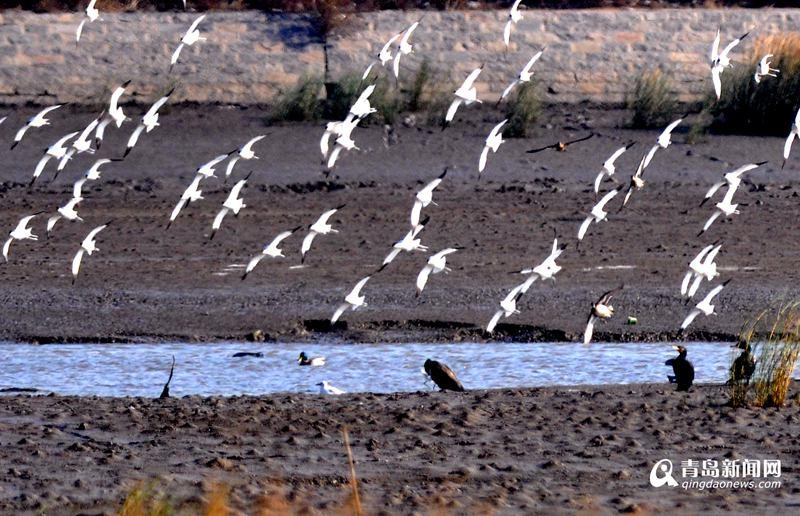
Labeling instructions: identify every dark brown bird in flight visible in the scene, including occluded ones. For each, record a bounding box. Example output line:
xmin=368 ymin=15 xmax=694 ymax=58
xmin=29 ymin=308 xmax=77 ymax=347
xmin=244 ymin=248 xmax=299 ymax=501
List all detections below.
xmin=526 ymin=133 xmax=595 ymax=154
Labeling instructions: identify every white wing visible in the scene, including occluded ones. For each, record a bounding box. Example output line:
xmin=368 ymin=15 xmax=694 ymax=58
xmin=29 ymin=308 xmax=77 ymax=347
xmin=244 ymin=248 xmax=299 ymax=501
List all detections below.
xmin=593 ymin=171 xmax=605 ymax=194
xmin=46 ymin=215 xmax=61 ymax=233
xmin=410 ymin=199 xmax=423 ymax=228
xmin=520 ymin=50 xmax=544 ymax=76
xmin=712 ymin=67 xmax=722 ymax=99
xmin=72 ymin=178 xmax=87 ymax=199
xmin=445 ymin=99 xmax=461 ymax=123
xmin=145 ymin=95 xmax=170 ymax=119
xmin=583 ymin=316 xmax=596 ymax=345
xmin=300 ymin=231 xmax=317 ymax=260
xmin=783 ymin=130 xmax=796 ymax=160
xmin=721 ymin=35 xmax=744 ymax=58
xmin=382 ymin=247 xmax=402 ymax=266
xmin=267 ymin=230 xmax=294 ymax=252
xmin=327 ymin=145 xmax=342 ymax=169
xmin=244 ymin=254 xmax=264 ymax=276
xmin=478 ymin=146 xmax=490 ymax=174
xmin=643 ymin=144 xmax=659 ymax=169
xmin=710 ymin=29 xmax=720 ymax=61
xmin=350 ymin=276 xmax=371 ymax=298
xmin=503 ymin=20 xmax=512 ymax=47
xmin=84 ymin=224 xmax=107 ymax=243
xmin=126 ymin=125 xmax=145 ymax=151
xmin=169 ymin=198 xmax=187 ymax=223
xmin=228 ymin=178 xmax=248 ymax=199
xmin=71 ymin=249 xmax=85 ymax=279
xmin=462 ymin=67 xmax=483 ymax=91
xmin=486 ymin=310 xmax=503 ymax=334
xmin=701 ymin=283 xmax=726 ymax=305
xmin=680 ymin=271 xmax=694 ymax=296
xmin=212 ymin=208 xmax=228 ymax=232
xmin=687 ymin=275 xmax=704 ymax=298
xmin=500 ymin=80 xmax=519 ymax=100
xmin=32 ymin=155 xmax=51 ymax=181
xmin=171 ymin=43 xmax=184 ymax=66
xmin=361 ymin=62 xmax=374 ymax=81
xmin=596 ymin=188 xmax=619 ymax=210
xmin=13 ymin=125 xmax=29 ymax=144
xmin=76 ymin=19 xmax=86 ymax=42
xmin=392 ymin=51 xmax=401 ymax=79
xmin=604 ymin=145 xmax=628 ymax=170
xmin=577 ymin=216 xmax=593 ymax=241
xmin=241 ymin=135 xmax=266 ymax=155
xmin=331 ymin=303 xmax=349 ymax=324
xmin=681 ymin=308 xmax=701 ymax=330
xmin=225 ymin=156 xmax=241 ymax=178
xmin=186 ymin=14 xmax=206 ymax=35
xmin=317 ymin=208 xmax=339 ymax=226
xmin=416 ymin=265 xmax=433 ymax=294
xmin=703 ymin=181 xmax=725 ymax=202
xmin=702 ymin=211 xmax=721 ymax=233
xmin=109 ymin=85 xmax=127 ymax=114
xmin=2 ymin=238 xmax=11 ymax=261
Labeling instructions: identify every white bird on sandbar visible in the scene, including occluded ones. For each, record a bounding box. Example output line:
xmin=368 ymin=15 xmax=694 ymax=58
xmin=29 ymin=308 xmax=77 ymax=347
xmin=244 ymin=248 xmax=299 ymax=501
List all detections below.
xmin=416 ymin=247 xmax=458 ymax=297
xmin=700 ymin=161 xmax=767 ymax=207
xmin=166 ymin=174 xmax=205 ymax=229
xmin=30 ymin=131 xmax=79 ymax=187
xmin=10 ymin=104 xmax=63 ymax=150
xmin=478 ymin=119 xmax=507 ymax=175
xmin=754 ymin=53 xmax=779 ymax=84
xmin=444 ymin=65 xmax=483 ymax=127
xmin=210 ymin=172 xmax=252 ymax=240
xmin=392 ymin=19 xmax=421 ymax=80
xmin=642 ymin=117 xmax=683 ymax=169
xmin=680 ymin=241 xmax=722 ymax=299
xmin=698 ymin=182 xmax=741 ymax=237
xmin=46 ymin=196 xmax=84 ymax=234
xmin=583 ymin=286 xmax=623 ymax=345
xmin=680 ymin=279 xmax=731 ymax=330
xmin=170 ymin=14 xmax=207 ymax=72
xmin=317 ymin=380 xmax=346 ymax=395
xmin=577 ymin=188 xmax=619 ymax=242
xmin=3 ymin=212 xmax=44 ymax=262
xmin=349 ymin=85 xmax=377 ymax=119
xmin=71 ymin=223 xmax=109 ymax=284
xmin=410 ymin=168 xmax=447 ymax=229
xmin=225 ymin=135 xmax=266 ymax=178
xmin=594 ymin=141 xmax=636 ymax=194
xmin=503 ymin=0 xmax=524 ymax=48
xmin=75 ymin=0 xmax=101 ymax=44
xmin=362 ymin=33 xmax=402 ymax=80
xmin=124 ymin=88 xmax=175 ymax=157
xmin=300 ymin=204 xmax=345 ymax=264
xmin=710 ymin=29 xmax=749 ymax=99
xmin=326 ymin=116 xmax=361 ymax=170
xmin=782 ymin=106 xmax=800 ymax=170
xmin=512 ymin=234 xmax=567 ymax=291
xmin=331 ymin=275 xmax=371 ymax=324
xmin=499 ymin=49 xmax=544 ymax=103
xmin=379 ymin=216 xmax=430 ymax=270
xmin=486 ymin=284 xmax=525 ymax=334
xmin=241 ymin=226 xmax=302 ymax=280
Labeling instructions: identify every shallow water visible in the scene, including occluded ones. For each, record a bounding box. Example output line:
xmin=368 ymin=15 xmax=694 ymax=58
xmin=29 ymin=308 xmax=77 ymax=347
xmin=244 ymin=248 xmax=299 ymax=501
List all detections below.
xmin=0 ymin=341 xmax=749 ymax=397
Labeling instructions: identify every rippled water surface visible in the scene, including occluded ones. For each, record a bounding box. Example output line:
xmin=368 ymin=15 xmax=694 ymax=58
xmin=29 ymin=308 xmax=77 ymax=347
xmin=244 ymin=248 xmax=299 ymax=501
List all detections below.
xmin=0 ymin=341 xmax=746 ymax=396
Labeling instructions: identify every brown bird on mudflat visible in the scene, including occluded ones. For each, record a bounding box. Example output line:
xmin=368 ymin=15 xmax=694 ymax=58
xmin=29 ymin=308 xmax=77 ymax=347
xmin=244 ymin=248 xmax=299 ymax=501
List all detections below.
xmin=729 ymin=340 xmax=756 ymax=384
xmin=526 ymin=133 xmax=594 ymax=154
xmin=424 ymin=359 xmax=464 ymax=391
xmin=665 ymin=345 xmax=694 ymax=391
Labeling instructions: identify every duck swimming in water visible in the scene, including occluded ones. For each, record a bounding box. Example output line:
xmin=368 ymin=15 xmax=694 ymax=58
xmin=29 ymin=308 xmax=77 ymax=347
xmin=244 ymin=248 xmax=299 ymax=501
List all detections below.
xmin=665 ymin=345 xmax=694 ymax=391
xmin=424 ymin=359 xmax=465 ymax=392
xmin=298 ymin=352 xmax=326 ymax=366
xmin=729 ymin=340 xmax=756 ymax=384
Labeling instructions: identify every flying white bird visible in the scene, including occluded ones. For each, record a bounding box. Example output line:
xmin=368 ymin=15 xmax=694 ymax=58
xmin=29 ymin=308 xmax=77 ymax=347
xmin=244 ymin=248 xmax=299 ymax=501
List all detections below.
xmin=166 ymin=175 xmax=205 ymax=229
xmin=379 ymin=216 xmax=430 ymax=270
xmin=30 ymin=132 xmax=79 ymax=186
xmin=513 ymin=234 xmax=566 ymax=288
xmin=3 ymin=212 xmax=44 ymax=262
xmin=225 ymin=135 xmax=266 ymax=178
xmin=583 ymin=286 xmax=623 ymax=345
xmin=620 ymin=155 xmax=647 ymax=209
xmin=71 ymin=223 xmax=109 ymax=284
xmin=410 ymin=168 xmax=447 ymax=229
xmin=326 ymin=116 xmax=361 ymax=170
xmin=241 ymin=226 xmax=301 ymax=280
xmin=444 ymin=65 xmax=483 ymax=126
xmin=320 ymin=120 xmax=345 ymax=160
xmin=195 ymin=154 xmax=229 ymax=179
xmin=681 ymin=241 xmax=722 ymax=299
xmin=106 ymin=80 xmax=130 ymax=129
xmin=171 ymin=14 xmax=207 ymax=71
xmin=46 ymin=197 xmax=83 ymax=234
xmin=392 ymin=19 xmax=421 ymax=80
xmin=349 ymin=85 xmax=377 ymax=119
xmin=478 ymin=119 xmax=507 ymax=175
xmin=416 ymin=248 xmax=458 ymax=296
xmin=710 ymin=29 xmax=749 ymax=99
xmin=75 ymin=0 xmax=101 ymax=44
xmin=486 ymin=284 xmax=525 ymax=334
xmin=503 ymin=0 xmax=524 ymax=48
xmin=577 ymin=188 xmax=619 ymax=241
xmin=754 ymin=53 xmax=779 ymax=84
xmin=499 ymin=49 xmax=544 ymax=102
xmin=700 ymin=161 xmax=767 ymax=207
xmin=699 ymin=182 xmax=741 ymax=236
xmin=317 ymin=380 xmax=346 ymax=395
xmin=210 ymin=172 xmax=252 ymax=240
xmin=10 ymin=104 xmax=63 ymax=150
xmin=594 ymin=142 xmax=636 ymax=194
xmin=300 ymin=205 xmax=345 ymax=264
xmin=681 ymin=279 xmax=731 ymax=330
xmin=124 ymin=88 xmax=175 ymax=157
xmin=642 ymin=117 xmax=683 ymax=169
xmin=783 ymin=106 xmax=800 ymax=170
xmin=362 ymin=33 xmax=402 ymax=80
xmin=331 ymin=276 xmax=371 ymax=324
xmin=83 ymin=158 xmax=117 ymax=181
xmin=70 ymin=114 xmax=102 ymax=156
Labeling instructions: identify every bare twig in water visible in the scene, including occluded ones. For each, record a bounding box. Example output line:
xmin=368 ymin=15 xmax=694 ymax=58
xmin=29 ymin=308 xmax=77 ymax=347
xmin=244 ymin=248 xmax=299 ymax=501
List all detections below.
xmin=342 ymin=427 xmax=363 ymax=516
xmin=159 ymin=355 xmax=175 ymax=399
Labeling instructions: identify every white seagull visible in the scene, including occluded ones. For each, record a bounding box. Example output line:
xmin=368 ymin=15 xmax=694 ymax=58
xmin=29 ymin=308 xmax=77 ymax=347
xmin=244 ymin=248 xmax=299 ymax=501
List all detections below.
xmin=71 ymin=223 xmax=109 ymax=284
xmin=362 ymin=33 xmax=402 ymax=80
xmin=331 ymin=276 xmax=371 ymax=324
xmin=754 ymin=54 xmax=779 ymax=84
xmin=300 ymin=205 xmax=345 ymax=264
xmin=171 ymin=14 xmax=207 ymax=71
xmin=196 ymin=154 xmax=230 ymax=179
xmin=478 ymin=119 xmax=507 ymax=175
xmin=84 ymin=158 xmax=117 ymax=181
xmin=416 ymin=248 xmax=458 ymax=297
xmin=392 ymin=20 xmax=421 ymax=80
xmin=349 ymin=85 xmax=377 ymax=119
xmin=503 ymin=0 xmax=524 ymax=48
xmin=642 ymin=117 xmax=683 ymax=169
xmin=710 ymin=29 xmax=749 ymax=99
xmin=317 ymin=380 xmax=346 ymax=395
xmin=379 ymin=216 xmax=430 ymax=270
xmin=106 ymin=80 xmax=131 ymax=129
xmin=577 ymin=188 xmax=619 ymax=241
xmin=225 ymin=135 xmax=266 ymax=178
xmin=680 ymin=241 xmax=722 ymax=299
xmin=241 ymin=226 xmax=301 ymax=280
xmin=210 ymin=172 xmax=252 ymax=240
xmin=3 ymin=212 xmax=44 ymax=262
xmin=166 ymin=174 xmax=205 ymax=229
xmin=30 ymin=132 xmax=79 ymax=187
xmin=700 ymin=161 xmax=767 ymax=207
xmin=594 ymin=142 xmax=636 ymax=194
xmin=681 ymin=279 xmax=731 ymax=330
xmin=444 ymin=65 xmax=483 ymax=126
xmin=513 ymin=234 xmax=566 ymax=290
xmin=583 ymin=286 xmax=623 ymax=345
xmin=10 ymin=104 xmax=63 ymax=150
xmin=46 ymin=196 xmax=84 ymax=234
xmin=75 ymin=0 xmax=101 ymax=44
xmin=499 ymin=49 xmax=544 ymax=102
xmin=698 ymin=182 xmax=741 ymax=236
xmin=410 ymin=168 xmax=447 ymax=229
xmin=782 ymin=106 xmax=800 ymax=170
xmin=486 ymin=284 xmax=525 ymax=334
xmin=326 ymin=116 xmax=361 ymax=170
xmin=124 ymin=88 xmax=175 ymax=157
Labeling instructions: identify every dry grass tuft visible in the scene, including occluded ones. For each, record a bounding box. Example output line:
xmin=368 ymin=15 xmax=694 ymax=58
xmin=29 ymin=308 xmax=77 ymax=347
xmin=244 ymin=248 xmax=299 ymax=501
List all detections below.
xmin=342 ymin=427 xmax=363 ymax=516
xmin=627 ymin=68 xmax=678 ymax=129
xmin=118 ymin=482 xmax=172 ymax=516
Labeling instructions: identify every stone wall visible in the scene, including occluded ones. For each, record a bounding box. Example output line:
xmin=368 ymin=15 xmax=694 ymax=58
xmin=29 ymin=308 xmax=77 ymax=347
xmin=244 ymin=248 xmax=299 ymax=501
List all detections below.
xmin=0 ymin=8 xmax=798 ymax=105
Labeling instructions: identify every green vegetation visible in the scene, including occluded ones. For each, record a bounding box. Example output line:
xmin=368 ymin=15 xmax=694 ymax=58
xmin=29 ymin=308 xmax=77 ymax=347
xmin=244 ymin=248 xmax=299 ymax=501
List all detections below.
xmin=627 ymin=68 xmax=678 ymax=129
xmin=270 ymin=75 xmax=324 ymax=122
xmin=504 ymin=81 xmax=542 ymax=138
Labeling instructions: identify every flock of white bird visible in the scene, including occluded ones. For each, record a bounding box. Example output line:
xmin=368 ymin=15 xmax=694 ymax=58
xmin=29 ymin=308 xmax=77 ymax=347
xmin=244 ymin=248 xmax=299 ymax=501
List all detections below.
xmin=3 ymin=4 xmax=798 ymax=347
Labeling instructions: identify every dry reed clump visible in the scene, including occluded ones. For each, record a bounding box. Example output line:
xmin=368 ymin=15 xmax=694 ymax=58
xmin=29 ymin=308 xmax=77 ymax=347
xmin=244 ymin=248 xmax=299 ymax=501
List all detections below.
xmin=729 ymin=301 xmax=800 ymax=408
xmin=118 ymin=482 xmax=172 ymax=516
xmin=707 ymin=33 xmax=800 ymax=136
xmin=626 ymin=68 xmax=678 ymax=129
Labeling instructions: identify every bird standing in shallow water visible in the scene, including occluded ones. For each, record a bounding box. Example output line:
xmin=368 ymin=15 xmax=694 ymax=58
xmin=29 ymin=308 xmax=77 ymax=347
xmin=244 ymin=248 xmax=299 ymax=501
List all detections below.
xmin=424 ymin=359 xmax=464 ymax=391
xmin=729 ymin=341 xmax=756 ymax=384
xmin=665 ymin=345 xmax=694 ymax=391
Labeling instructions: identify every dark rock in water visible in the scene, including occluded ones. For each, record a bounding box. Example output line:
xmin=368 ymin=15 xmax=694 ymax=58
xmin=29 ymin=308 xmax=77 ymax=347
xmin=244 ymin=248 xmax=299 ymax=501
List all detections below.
xmin=232 ymin=352 xmax=263 ymax=358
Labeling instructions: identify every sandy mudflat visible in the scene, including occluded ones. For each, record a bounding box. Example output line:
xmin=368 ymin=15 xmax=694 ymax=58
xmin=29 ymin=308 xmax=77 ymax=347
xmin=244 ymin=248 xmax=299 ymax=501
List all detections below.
xmin=0 ymin=104 xmax=798 ymax=344
xmin=0 ymin=383 xmax=798 ymax=513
